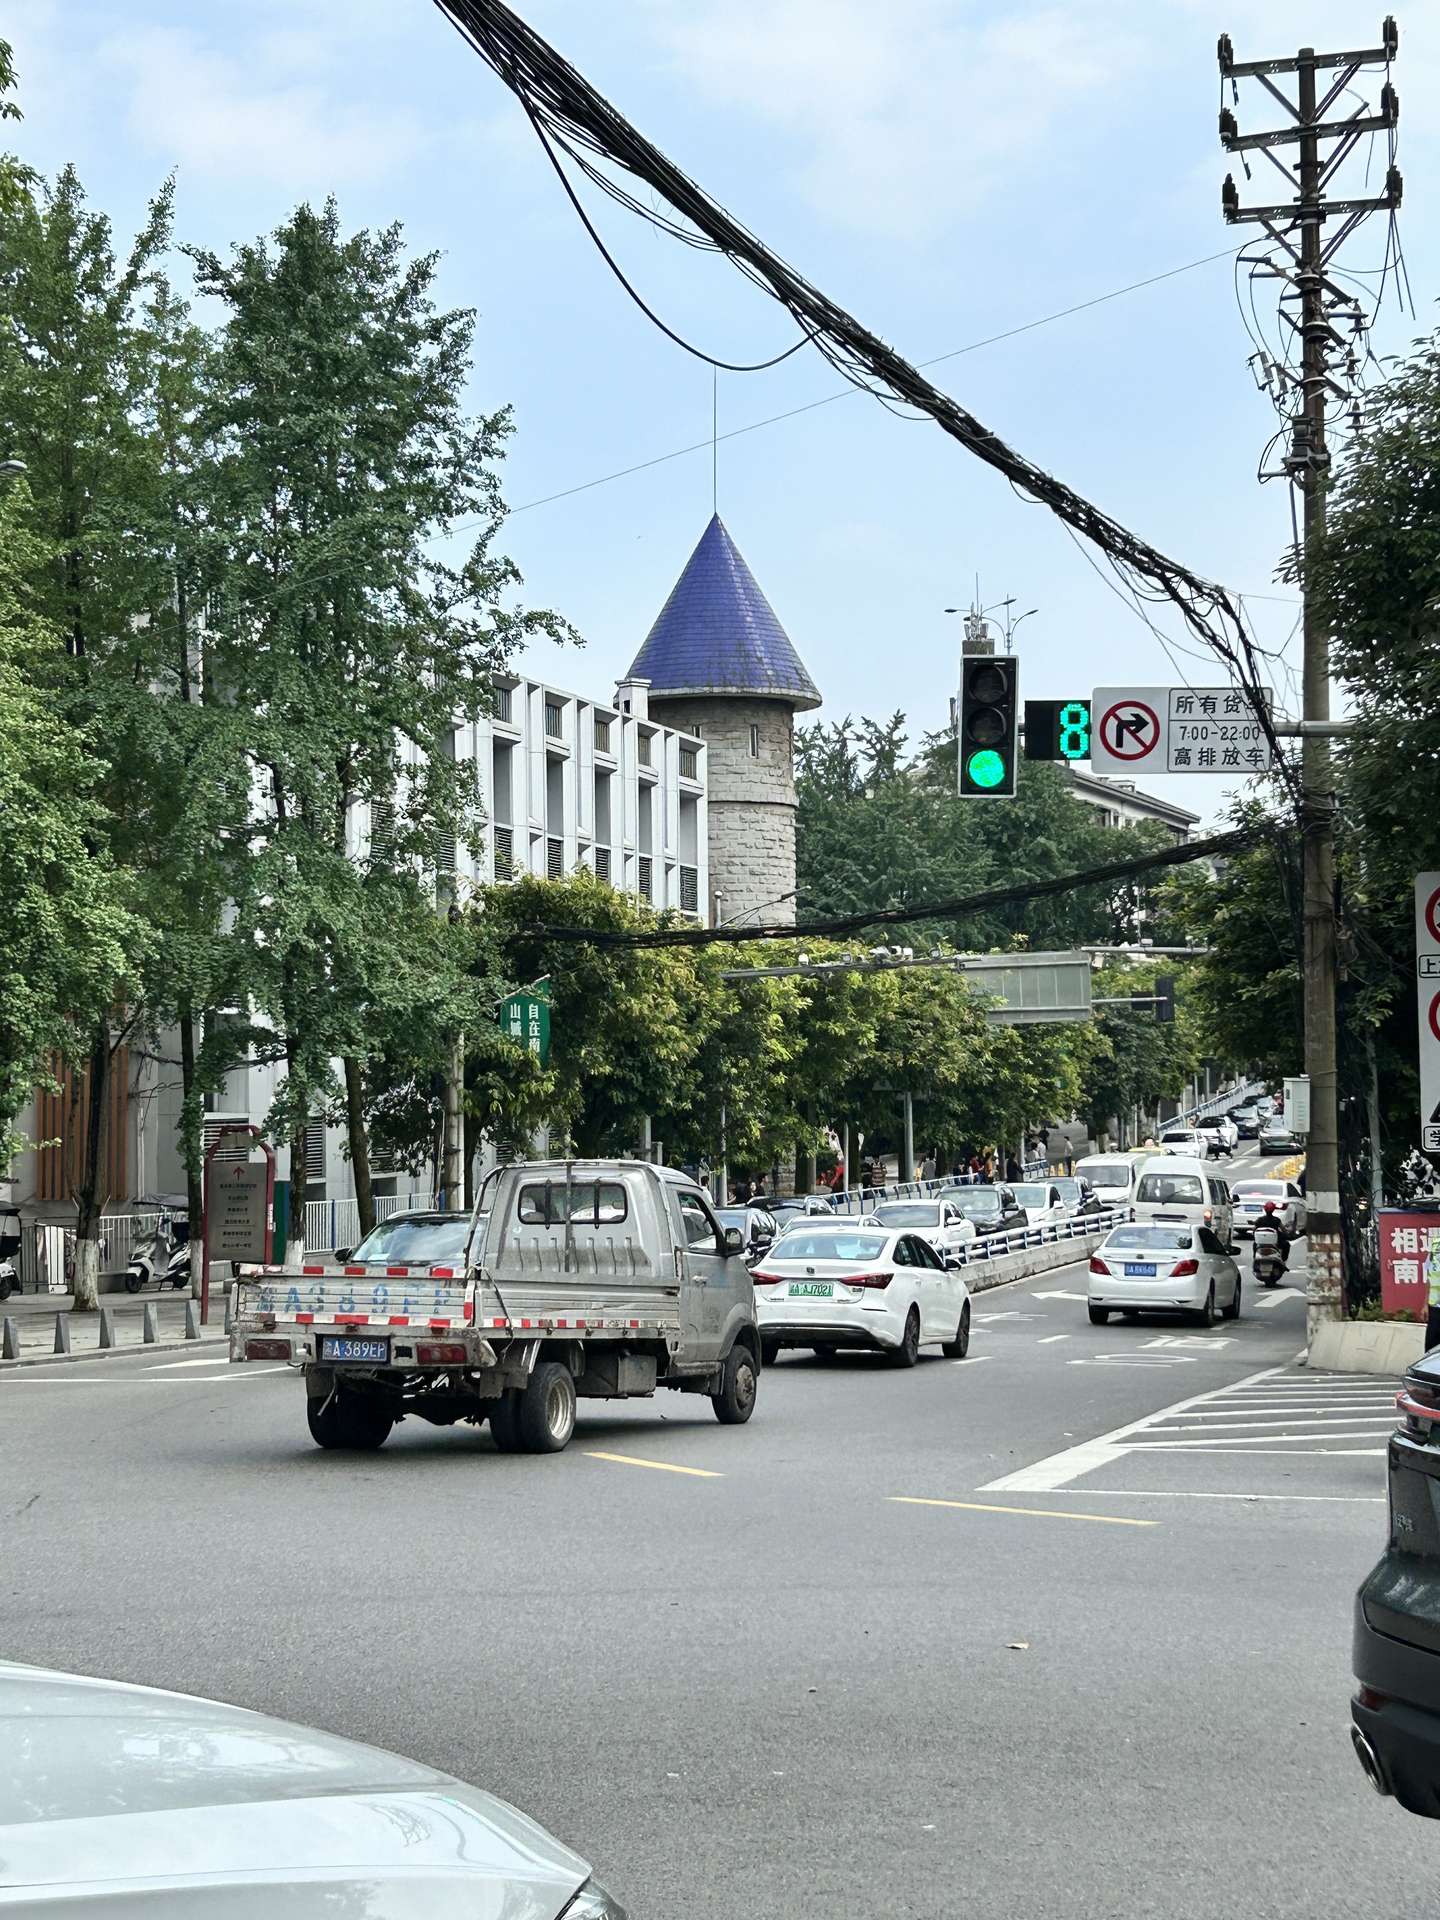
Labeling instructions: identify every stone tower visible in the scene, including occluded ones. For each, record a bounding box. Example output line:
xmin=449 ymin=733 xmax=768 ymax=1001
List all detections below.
xmin=627 ymin=515 xmax=820 ymax=928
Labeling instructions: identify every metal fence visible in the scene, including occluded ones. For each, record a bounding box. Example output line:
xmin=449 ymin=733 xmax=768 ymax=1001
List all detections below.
xmin=302 ymin=1192 xmax=440 ymax=1253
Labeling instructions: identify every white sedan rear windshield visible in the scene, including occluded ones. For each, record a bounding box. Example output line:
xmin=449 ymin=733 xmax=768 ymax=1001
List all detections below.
xmin=1234 ymin=1182 xmax=1285 ymax=1199
xmin=1161 ymin=1133 xmax=1198 ymax=1145
xmin=1011 ymin=1185 xmax=1050 ymax=1208
xmin=1106 ymin=1225 xmax=1194 ymax=1250
xmin=873 ymin=1203 xmax=940 ymax=1226
xmin=1082 ymin=1163 xmax=1132 ymax=1188
xmin=773 ymin=1231 xmax=888 ymax=1262
xmin=1137 ymin=1173 xmax=1205 ymax=1205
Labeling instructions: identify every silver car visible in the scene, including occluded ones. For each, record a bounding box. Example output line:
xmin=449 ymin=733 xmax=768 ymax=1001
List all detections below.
xmin=0 ymin=1661 xmax=625 ymax=1916
xmin=1087 ymin=1221 xmax=1242 ymax=1327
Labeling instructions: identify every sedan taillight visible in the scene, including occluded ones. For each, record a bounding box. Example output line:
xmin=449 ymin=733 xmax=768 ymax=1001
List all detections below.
xmin=848 ymin=1271 xmax=893 ymax=1289
xmin=751 ymin=1271 xmax=781 ymax=1286
xmin=1171 ymin=1258 xmax=1200 ymax=1277
xmin=1089 ymin=1256 xmax=1109 ymax=1275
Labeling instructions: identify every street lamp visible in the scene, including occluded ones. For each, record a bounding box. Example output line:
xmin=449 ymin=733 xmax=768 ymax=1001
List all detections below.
xmin=0 ymin=458 xmax=27 ymax=482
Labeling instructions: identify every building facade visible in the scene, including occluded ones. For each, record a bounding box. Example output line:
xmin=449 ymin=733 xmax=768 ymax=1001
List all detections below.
xmin=1066 ymin=766 xmax=1200 ymax=842
xmin=627 ymin=516 xmax=820 ymax=928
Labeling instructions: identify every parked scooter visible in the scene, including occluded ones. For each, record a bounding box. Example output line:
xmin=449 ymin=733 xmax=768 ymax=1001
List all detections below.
xmin=0 ymin=1259 xmax=16 ymax=1303
xmin=0 ymin=1209 xmax=19 ymax=1299
xmin=1251 ymin=1213 xmax=1289 ymax=1289
xmin=124 ymin=1216 xmax=191 ymax=1294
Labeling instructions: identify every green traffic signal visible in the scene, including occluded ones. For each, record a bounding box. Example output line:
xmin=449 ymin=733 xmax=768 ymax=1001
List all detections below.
xmin=966 ymin=748 xmax=1007 ymax=789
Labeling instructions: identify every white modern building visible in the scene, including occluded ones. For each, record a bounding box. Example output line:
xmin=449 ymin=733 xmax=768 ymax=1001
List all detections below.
xmin=1066 ymin=766 xmax=1199 ymax=842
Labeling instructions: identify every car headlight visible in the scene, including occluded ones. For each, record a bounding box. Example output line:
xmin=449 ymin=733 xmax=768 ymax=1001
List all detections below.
xmin=561 ymin=1881 xmax=629 ymax=1919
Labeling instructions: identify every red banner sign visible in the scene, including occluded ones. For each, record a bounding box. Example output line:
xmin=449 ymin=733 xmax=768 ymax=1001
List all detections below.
xmin=1379 ymin=1209 xmax=1440 ymax=1317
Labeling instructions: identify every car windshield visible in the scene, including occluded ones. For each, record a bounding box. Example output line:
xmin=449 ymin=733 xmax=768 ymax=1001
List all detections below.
xmin=1011 ymin=1184 xmax=1050 ymax=1208
xmin=1161 ymin=1133 xmax=1197 ymax=1145
xmin=1081 ymin=1163 xmax=1131 ymax=1189
xmin=873 ymin=1203 xmax=941 ymax=1226
xmin=771 ymin=1231 xmax=888 ymax=1262
xmin=347 ymin=1216 xmax=470 ymax=1265
xmin=1105 ymin=1225 xmax=1194 ymax=1251
xmin=1053 ymin=1180 xmax=1083 ymax=1205
xmin=945 ymin=1189 xmax=1001 ymax=1216
xmin=1136 ymin=1173 xmax=1205 ymax=1205
xmin=715 ymin=1209 xmax=750 ymax=1230
xmin=1234 ymin=1182 xmax=1285 ymax=1199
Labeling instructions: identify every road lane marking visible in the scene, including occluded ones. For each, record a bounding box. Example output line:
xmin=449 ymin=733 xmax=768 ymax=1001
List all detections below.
xmin=889 ymin=1496 xmax=1156 ymax=1528
xmin=1063 ymin=1488 xmax=1384 ymax=1503
xmin=1037 ymin=1334 xmax=1070 ymax=1344
xmin=146 ymin=1357 xmax=238 ymax=1370
xmin=1253 ymin=1290 xmax=1302 ymax=1310
xmin=0 ymin=1368 xmax=285 ymax=1385
xmin=981 ymin=1362 xmax=1290 ymax=1491
xmin=586 ymin=1451 xmax=722 ymax=1479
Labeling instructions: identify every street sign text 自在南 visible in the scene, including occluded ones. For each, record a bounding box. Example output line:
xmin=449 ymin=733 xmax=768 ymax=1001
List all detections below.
xmin=499 ymin=982 xmax=552 ymax=1067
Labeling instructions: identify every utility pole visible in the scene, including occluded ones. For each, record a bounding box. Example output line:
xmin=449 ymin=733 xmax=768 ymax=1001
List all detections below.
xmin=1218 ymin=21 xmax=1402 ymax=1342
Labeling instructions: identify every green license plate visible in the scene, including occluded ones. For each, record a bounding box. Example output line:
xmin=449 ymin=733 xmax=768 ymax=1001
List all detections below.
xmin=790 ymin=1282 xmax=833 ymax=1299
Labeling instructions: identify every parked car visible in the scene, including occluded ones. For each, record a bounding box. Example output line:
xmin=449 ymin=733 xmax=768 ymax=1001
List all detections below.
xmin=769 ymin=1194 xmax=834 ymax=1228
xmin=0 ymin=1660 xmax=626 ymax=1916
xmin=1353 ymin=1345 xmax=1440 ymax=1818
xmin=752 ymin=1222 xmax=971 ymax=1366
xmin=1132 ymin=1155 xmax=1235 ymax=1246
xmin=1087 ymin=1220 xmax=1241 ymax=1327
xmin=1197 ymin=1115 xmax=1239 ymax=1155
xmin=871 ymin=1198 xmax=977 ymax=1264
xmin=1231 ymin=1178 xmax=1306 ymax=1238
xmin=1158 ymin=1128 xmax=1211 ymax=1158
xmin=1051 ymin=1176 xmax=1106 ymax=1220
xmin=333 ymin=1208 xmax=471 ymax=1266
xmin=1073 ymin=1154 xmax=1143 ymax=1208
xmin=936 ymin=1183 xmax=1030 ymax=1238
xmin=1259 ymin=1119 xmax=1301 ymax=1155
xmin=715 ymin=1204 xmax=777 ymax=1260
xmin=1007 ymin=1180 xmax=1067 ymax=1228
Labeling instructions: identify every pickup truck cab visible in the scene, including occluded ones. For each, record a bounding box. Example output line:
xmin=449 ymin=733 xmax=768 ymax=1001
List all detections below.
xmin=231 ymin=1160 xmax=760 ymax=1455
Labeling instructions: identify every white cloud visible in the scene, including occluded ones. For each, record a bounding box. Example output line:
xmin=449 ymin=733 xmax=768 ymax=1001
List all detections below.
xmin=98 ymin=25 xmax=429 ymax=193
xmin=645 ymin=0 xmax=1138 ymax=237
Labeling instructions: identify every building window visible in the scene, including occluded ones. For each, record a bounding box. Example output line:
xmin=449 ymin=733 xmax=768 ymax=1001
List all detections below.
xmin=679 ymin=745 xmax=698 ymax=780
xmin=749 ymin=723 xmax=760 ymax=758
xmin=638 ymin=732 xmax=653 ymax=769
xmin=493 ymin=684 xmax=513 ymax=723
xmin=680 ymin=864 xmax=699 ymax=913
xmin=494 ymin=825 xmax=514 ymax=881
xmin=303 ymin=1118 xmax=327 ymax=1186
xmin=547 ymin=835 xmax=563 ymax=880
xmin=594 ymin=845 xmax=611 ymax=883
xmin=691 ymin=721 xmax=703 ymax=739
xmin=544 ymin=699 xmax=564 ymax=739
xmin=594 ymin=716 xmax=611 ymax=753
xmin=638 ymin=855 xmax=653 ymax=903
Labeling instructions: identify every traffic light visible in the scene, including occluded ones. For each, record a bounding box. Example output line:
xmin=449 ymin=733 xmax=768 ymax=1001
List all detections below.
xmin=1023 ymin=698 xmax=1091 ymax=762
xmin=1154 ymin=975 xmax=1175 ymax=1024
xmin=958 ymin=655 xmax=1019 ymax=798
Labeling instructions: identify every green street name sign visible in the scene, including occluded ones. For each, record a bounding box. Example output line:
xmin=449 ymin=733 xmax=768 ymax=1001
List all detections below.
xmin=499 ymin=981 xmax=551 ymax=1065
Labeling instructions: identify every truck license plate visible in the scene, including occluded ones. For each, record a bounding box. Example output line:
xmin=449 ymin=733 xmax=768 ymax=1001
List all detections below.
xmin=790 ymin=1282 xmax=833 ymax=1299
xmin=319 ymin=1336 xmax=390 ymax=1363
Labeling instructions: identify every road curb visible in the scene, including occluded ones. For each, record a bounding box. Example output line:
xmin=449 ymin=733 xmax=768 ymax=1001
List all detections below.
xmin=0 ymin=1334 xmax=228 ymax=1374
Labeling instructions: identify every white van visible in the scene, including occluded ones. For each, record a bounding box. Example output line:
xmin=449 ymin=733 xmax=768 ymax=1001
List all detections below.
xmin=1133 ymin=1155 xmax=1234 ymax=1247
xmin=1075 ymin=1154 xmax=1144 ymax=1208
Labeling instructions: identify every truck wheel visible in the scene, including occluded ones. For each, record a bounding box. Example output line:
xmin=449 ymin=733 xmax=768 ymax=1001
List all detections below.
xmin=489 ymin=1391 xmax=524 ymax=1453
xmin=517 ymin=1361 xmax=577 ymax=1453
xmin=712 ymin=1341 xmax=758 ymax=1424
xmin=306 ymin=1390 xmax=394 ymax=1452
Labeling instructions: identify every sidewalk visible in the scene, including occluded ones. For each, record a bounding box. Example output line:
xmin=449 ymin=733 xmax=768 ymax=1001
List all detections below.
xmin=0 ymin=1290 xmax=228 ymax=1366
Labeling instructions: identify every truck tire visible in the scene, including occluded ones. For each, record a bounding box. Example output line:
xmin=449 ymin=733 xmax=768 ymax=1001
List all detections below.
xmin=711 ymin=1340 xmax=758 ymax=1425
xmin=306 ymin=1390 xmax=394 ymax=1452
xmin=517 ymin=1361 xmax=577 ymax=1453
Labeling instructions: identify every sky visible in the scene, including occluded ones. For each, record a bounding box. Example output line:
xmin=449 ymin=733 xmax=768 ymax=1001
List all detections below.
xmin=7 ymin=0 xmax=1437 ymax=821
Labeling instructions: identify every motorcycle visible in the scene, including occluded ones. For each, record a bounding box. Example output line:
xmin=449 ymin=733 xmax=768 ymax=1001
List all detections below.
xmin=1252 ymin=1220 xmax=1288 ymax=1289
xmin=124 ymin=1217 xmax=191 ymax=1294
xmin=0 ymin=1259 xmax=16 ymax=1303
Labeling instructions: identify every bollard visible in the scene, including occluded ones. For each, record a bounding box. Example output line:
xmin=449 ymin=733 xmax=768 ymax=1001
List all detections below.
xmin=184 ymin=1299 xmax=201 ymax=1341
xmin=98 ymin=1306 xmax=116 ymax=1349
xmin=142 ymin=1301 xmax=159 ymax=1344
xmin=224 ymin=1287 xmax=235 ymax=1335
xmin=2 ymin=1316 xmax=18 ymax=1361
xmin=53 ymin=1313 xmax=71 ymax=1355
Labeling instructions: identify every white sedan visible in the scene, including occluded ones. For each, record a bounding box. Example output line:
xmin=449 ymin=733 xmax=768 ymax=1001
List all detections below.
xmin=1087 ymin=1220 xmax=1242 ymax=1327
xmin=870 ymin=1198 xmax=977 ymax=1264
xmin=752 ymin=1223 xmax=971 ymax=1367
xmin=1008 ymin=1180 xmax=1067 ymax=1228
xmin=1232 ymin=1178 xmax=1306 ymax=1238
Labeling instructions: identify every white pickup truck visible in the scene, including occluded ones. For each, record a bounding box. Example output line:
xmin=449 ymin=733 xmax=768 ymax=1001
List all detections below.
xmin=231 ymin=1160 xmax=760 ymax=1454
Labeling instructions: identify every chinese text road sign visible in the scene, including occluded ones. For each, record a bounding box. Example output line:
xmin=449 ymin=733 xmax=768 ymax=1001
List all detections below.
xmin=499 ymin=982 xmax=551 ymax=1066
xmin=1380 ymin=1209 xmax=1440 ymax=1316
xmin=1416 ymin=874 xmax=1440 ymax=1154
xmin=1090 ymin=686 xmax=1273 ymax=775
xmin=208 ymin=1162 xmax=269 ymax=1263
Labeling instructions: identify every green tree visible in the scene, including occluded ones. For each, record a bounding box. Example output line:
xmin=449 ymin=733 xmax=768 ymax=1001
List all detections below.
xmin=191 ymin=202 xmax=572 ymax=1251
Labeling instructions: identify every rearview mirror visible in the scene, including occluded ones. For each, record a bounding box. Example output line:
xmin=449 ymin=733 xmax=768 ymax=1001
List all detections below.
xmin=722 ymin=1227 xmax=745 ymax=1256
xmin=334 ymin=1247 xmax=353 ymax=1263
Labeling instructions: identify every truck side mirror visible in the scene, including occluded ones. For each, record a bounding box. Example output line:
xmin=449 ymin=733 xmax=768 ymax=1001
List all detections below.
xmin=334 ymin=1247 xmax=353 ymax=1263
xmin=722 ymin=1227 xmax=745 ymax=1256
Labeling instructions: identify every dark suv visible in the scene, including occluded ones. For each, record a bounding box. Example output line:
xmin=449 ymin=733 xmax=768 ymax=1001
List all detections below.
xmin=1353 ymin=1345 xmax=1440 ymax=1818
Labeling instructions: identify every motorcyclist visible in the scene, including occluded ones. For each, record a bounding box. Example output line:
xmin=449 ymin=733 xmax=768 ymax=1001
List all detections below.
xmin=1253 ymin=1200 xmax=1291 ymax=1269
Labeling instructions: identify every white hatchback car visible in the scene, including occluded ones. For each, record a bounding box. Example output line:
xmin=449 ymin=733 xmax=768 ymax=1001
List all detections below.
xmin=870 ymin=1197 xmax=978 ymax=1264
xmin=1088 ymin=1220 xmax=1242 ymax=1327
xmin=753 ymin=1222 xmax=971 ymax=1367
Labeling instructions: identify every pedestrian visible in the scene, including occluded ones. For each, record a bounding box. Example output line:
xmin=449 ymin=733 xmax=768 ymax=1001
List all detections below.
xmin=920 ymin=1150 xmax=936 ymax=1182
xmin=1427 ymin=1231 xmax=1440 ymax=1353
xmin=982 ymin=1149 xmax=996 ymax=1183
xmin=1004 ymin=1154 xmax=1023 ymax=1184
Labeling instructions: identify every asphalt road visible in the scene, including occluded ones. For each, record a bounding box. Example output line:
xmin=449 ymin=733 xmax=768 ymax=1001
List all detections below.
xmin=3 ymin=1151 xmax=1432 ymax=1920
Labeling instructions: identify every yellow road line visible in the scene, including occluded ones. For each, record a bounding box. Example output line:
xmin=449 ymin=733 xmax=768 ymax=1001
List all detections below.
xmin=889 ymin=1496 xmax=1157 ymax=1528
xmin=586 ymin=1450 xmax=722 ymax=1479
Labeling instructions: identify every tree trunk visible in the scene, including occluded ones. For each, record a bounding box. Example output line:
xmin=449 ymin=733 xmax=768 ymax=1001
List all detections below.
xmin=343 ymin=1055 xmax=375 ymax=1240
xmin=179 ymin=1000 xmax=207 ymax=1296
xmin=285 ymin=1110 xmax=308 ymax=1266
xmin=71 ymin=1023 xmax=111 ymax=1310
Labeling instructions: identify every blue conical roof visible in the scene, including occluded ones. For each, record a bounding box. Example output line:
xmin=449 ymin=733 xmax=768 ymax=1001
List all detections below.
xmin=627 ymin=515 xmax=820 ymax=710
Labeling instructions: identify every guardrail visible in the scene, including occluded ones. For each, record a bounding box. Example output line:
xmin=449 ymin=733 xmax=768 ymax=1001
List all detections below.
xmin=952 ymin=1203 xmax=1132 ymax=1267
xmin=827 ymin=1160 xmax=1053 ymax=1217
